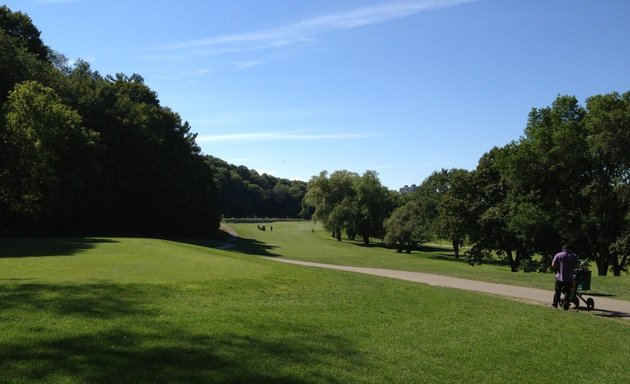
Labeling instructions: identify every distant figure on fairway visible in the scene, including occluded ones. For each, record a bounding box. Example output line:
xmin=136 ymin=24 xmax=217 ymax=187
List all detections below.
xmin=551 ymin=245 xmax=579 ymax=310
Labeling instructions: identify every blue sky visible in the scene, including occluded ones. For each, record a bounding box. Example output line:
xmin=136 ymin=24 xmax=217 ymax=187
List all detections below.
xmin=5 ymin=0 xmax=630 ymax=189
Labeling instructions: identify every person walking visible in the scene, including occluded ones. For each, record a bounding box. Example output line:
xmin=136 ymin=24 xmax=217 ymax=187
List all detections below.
xmin=551 ymin=245 xmax=579 ymax=310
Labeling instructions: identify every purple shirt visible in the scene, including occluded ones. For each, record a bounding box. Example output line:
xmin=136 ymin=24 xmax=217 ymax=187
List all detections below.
xmin=552 ymin=251 xmax=578 ymax=282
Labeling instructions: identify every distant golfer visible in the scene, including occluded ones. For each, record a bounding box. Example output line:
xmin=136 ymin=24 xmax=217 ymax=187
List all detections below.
xmin=551 ymin=245 xmax=579 ymax=310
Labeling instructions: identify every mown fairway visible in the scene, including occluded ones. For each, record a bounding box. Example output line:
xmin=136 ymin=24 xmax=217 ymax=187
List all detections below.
xmin=230 ymin=221 xmax=630 ymax=301
xmin=0 ymin=234 xmax=628 ymax=383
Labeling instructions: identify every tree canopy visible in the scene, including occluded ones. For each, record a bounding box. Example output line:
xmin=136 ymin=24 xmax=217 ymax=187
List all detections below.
xmin=206 ymin=155 xmax=307 ymax=219
xmin=1 ymin=6 xmax=220 ymax=236
xmin=307 ymin=93 xmax=629 ymax=276
xmin=304 ymin=170 xmax=395 ymax=244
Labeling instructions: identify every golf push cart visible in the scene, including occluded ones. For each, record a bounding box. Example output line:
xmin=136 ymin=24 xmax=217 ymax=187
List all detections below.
xmin=560 ymin=260 xmax=595 ymax=311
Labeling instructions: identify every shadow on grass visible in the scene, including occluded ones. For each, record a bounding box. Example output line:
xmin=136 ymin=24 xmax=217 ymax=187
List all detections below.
xmin=229 ymin=237 xmax=281 ymax=257
xmin=0 ymin=283 xmax=156 ymax=319
xmin=426 ymin=254 xmax=464 ymax=262
xmin=595 ymin=310 xmax=630 ymax=319
xmin=176 ymin=237 xmax=280 ymax=257
xmin=567 ymin=305 xmax=630 ymax=319
xmin=0 ymin=238 xmax=118 ymax=258
xmin=418 ymin=245 xmax=454 ymax=253
xmin=0 ymin=283 xmax=363 ymax=383
xmin=0 ymin=328 xmax=361 ymax=383
xmin=427 ymin=253 xmax=509 ymax=267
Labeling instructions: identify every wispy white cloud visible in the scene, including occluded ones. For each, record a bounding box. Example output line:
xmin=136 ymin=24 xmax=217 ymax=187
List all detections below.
xmin=193 ymin=107 xmax=342 ymax=128
xmin=156 ymin=0 xmax=475 ymax=54
xmin=196 ymin=130 xmax=375 ymax=143
xmin=234 ymin=60 xmax=268 ymax=70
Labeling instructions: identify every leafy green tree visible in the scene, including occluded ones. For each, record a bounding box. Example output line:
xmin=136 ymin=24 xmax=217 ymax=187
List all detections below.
xmin=436 ymin=169 xmax=475 ymax=258
xmin=497 ymin=93 xmax=629 ymax=275
xmin=412 ymin=170 xmax=446 ymax=234
xmin=465 ymin=147 xmax=525 ymax=271
xmin=384 ymin=200 xmax=430 ymax=253
xmin=304 ymin=170 xmax=358 ymax=241
xmin=582 ymin=92 xmax=630 ymax=275
xmin=0 ymin=80 xmax=97 ymax=231
xmin=0 ymin=6 xmax=221 ymax=237
xmin=0 ymin=29 xmax=50 ymax=106
xmin=206 ymin=155 xmax=306 ymax=218
xmin=412 ymin=168 xmax=471 ymax=256
xmin=0 ymin=6 xmax=49 ymax=61
xmin=353 ymin=170 xmax=395 ymax=245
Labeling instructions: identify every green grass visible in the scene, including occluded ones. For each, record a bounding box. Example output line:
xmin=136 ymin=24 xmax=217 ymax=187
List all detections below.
xmin=0 ymin=235 xmax=628 ymax=383
xmin=229 ymin=221 xmax=630 ymax=301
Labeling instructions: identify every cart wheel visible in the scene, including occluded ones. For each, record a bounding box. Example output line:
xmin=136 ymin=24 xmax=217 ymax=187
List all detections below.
xmin=572 ymin=296 xmax=580 ymax=309
xmin=586 ymin=298 xmax=595 ymax=311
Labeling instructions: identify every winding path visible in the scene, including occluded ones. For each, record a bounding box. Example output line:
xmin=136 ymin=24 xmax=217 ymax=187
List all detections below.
xmin=264 ymin=258 xmax=630 ymax=319
xmin=220 ymin=224 xmax=630 ymax=319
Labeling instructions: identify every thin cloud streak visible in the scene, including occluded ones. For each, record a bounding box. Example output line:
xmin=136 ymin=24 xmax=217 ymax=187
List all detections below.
xmin=156 ymin=0 xmax=475 ymax=52
xmin=196 ymin=131 xmax=375 ymax=143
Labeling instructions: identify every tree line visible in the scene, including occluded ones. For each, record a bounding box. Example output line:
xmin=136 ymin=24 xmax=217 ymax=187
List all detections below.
xmin=303 ymin=94 xmax=630 ymax=277
xmin=206 ymin=156 xmax=307 ymax=219
xmin=0 ymin=6 xmax=220 ymax=236
xmin=2 ymin=6 xmax=628 ymax=276
xmin=0 ymin=6 xmax=308 ymax=237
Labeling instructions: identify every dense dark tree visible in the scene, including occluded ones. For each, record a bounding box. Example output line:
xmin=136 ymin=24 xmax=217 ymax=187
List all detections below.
xmin=383 ymin=200 xmax=431 ymax=253
xmin=581 ymin=92 xmax=630 ymax=275
xmin=353 ymin=171 xmax=396 ymax=245
xmin=463 ymin=148 xmax=523 ymax=271
xmin=449 ymin=94 xmax=629 ymax=275
xmin=1 ymin=6 xmax=220 ymax=237
xmin=206 ymin=156 xmax=306 ymax=219
xmin=0 ymin=80 xmax=98 ymax=234
xmin=0 ymin=6 xmax=49 ymax=61
xmin=411 ymin=168 xmax=470 ymax=256
xmin=493 ymin=94 xmax=630 ymax=275
xmin=0 ymin=29 xmax=50 ymax=106
xmin=436 ymin=169 xmax=474 ymax=258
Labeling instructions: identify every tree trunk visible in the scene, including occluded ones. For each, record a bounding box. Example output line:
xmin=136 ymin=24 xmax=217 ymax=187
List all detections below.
xmin=363 ymin=234 xmax=370 ymax=246
xmin=335 ymin=227 xmax=341 ymax=242
xmin=595 ymin=246 xmax=610 ymax=276
xmin=506 ymin=249 xmax=519 ymax=272
xmin=452 ymin=238 xmax=460 ymax=259
xmin=595 ymin=259 xmax=608 ymax=276
xmin=611 ymin=254 xmax=627 ymax=276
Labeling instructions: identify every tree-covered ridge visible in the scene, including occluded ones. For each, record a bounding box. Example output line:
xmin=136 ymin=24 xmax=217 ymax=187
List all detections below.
xmin=0 ymin=6 xmax=219 ymax=236
xmin=206 ymin=155 xmax=307 ymax=219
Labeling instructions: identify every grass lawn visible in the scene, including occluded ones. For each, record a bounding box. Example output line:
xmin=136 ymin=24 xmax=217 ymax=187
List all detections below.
xmin=229 ymin=221 xmax=630 ymax=301
xmin=0 ymin=236 xmax=628 ymax=383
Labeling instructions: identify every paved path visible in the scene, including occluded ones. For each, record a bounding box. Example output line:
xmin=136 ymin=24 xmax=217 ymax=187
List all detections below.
xmin=216 ymin=224 xmax=238 ymax=249
xmin=263 ymin=257 xmax=630 ymax=319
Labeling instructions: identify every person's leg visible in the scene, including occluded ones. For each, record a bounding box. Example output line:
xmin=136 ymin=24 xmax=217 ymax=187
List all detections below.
xmin=562 ymin=281 xmax=573 ymax=310
xmin=552 ymin=280 xmax=562 ymax=307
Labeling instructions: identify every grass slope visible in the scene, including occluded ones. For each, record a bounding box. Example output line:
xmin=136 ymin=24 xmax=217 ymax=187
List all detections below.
xmin=0 ymin=236 xmax=628 ymax=383
xmin=229 ymin=221 xmax=630 ymax=301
